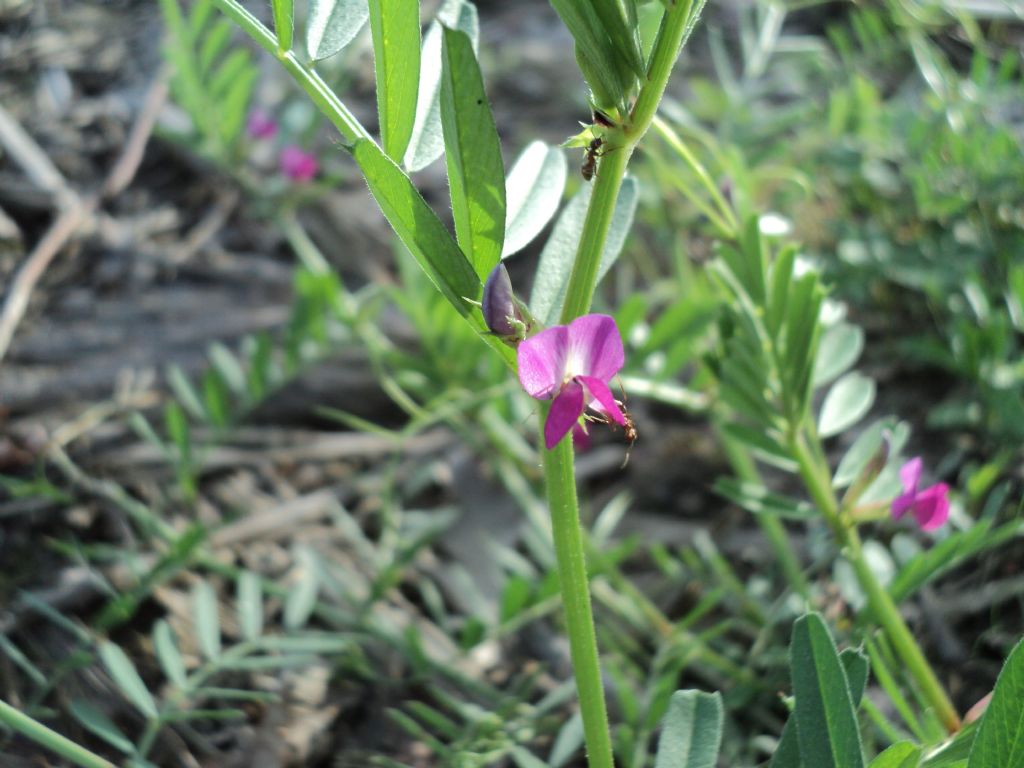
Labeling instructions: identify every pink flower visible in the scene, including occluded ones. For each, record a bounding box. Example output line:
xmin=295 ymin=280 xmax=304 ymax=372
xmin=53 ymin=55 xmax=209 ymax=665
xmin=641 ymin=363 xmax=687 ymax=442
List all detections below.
xmin=280 ymin=145 xmax=319 ymax=182
xmin=517 ymin=314 xmax=626 ymax=450
xmin=891 ymin=457 xmax=949 ymax=531
xmin=246 ymin=110 xmax=278 ymax=139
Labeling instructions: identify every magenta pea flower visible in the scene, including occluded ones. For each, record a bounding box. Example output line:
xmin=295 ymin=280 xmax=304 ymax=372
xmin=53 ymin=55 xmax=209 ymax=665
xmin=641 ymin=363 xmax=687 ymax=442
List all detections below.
xmin=517 ymin=314 xmax=626 ymax=450
xmin=280 ymin=145 xmax=319 ymax=182
xmin=246 ymin=109 xmax=278 ymax=139
xmin=891 ymin=457 xmax=949 ymax=531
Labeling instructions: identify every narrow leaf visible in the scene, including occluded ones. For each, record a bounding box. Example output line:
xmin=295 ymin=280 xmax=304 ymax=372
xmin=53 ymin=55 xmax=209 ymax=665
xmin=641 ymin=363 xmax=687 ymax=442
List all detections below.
xmin=819 ymin=372 xmax=876 ymax=438
xmin=99 ymin=642 xmax=159 ymax=719
xmin=530 ymin=177 xmax=638 ymax=325
xmin=351 ymin=137 xmax=480 ymax=310
xmin=870 ymin=742 xmax=923 ymax=768
xmin=193 ymin=581 xmax=222 ymax=660
xmin=654 ymin=689 xmax=724 ymax=768
xmin=368 ymin=0 xmax=420 ymax=160
xmin=153 ymin=620 xmax=187 ymax=688
xmin=503 ymin=141 xmax=568 ymax=257
xmin=306 ymin=0 xmax=369 ymax=61
xmin=237 ymin=571 xmax=264 ymax=641
xmin=790 ymin=613 xmax=865 ymax=768
xmin=271 ymin=0 xmax=293 ymax=50
xmin=814 ymin=323 xmax=865 ymax=387
xmin=440 ymin=25 xmax=506 ymax=278
xmin=403 ymin=0 xmax=478 ymax=172
xmin=967 ymin=636 xmax=1024 ymax=768
xmin=284 ymin=548 xmax=320 ymax=630
xmin=69 ymin=700 xmax=135 ymax=754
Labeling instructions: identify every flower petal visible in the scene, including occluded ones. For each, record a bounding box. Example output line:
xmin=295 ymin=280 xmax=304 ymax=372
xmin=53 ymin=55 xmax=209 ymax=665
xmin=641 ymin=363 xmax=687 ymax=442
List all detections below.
xmin=891 ymin=491 xmax=916 ymax=520
xmin=518 ymin=325 xmax=570 ymax=399
xmin=912 ymin=483 xmax=949 ymax=531
xmin=566 ymin=314 xmax=624 ymax=381
xmin=577 ymin=375 xmax=625 ymax=425
xmin=545 ymin=380 xmax=585 ymax=449
xmin=899 ymin=457 xmax=923 ymax=494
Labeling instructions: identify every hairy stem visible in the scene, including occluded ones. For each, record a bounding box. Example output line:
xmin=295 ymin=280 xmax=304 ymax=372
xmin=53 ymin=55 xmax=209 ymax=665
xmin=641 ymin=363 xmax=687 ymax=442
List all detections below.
xmin=542 ymin=426 xmax=615 ymax=768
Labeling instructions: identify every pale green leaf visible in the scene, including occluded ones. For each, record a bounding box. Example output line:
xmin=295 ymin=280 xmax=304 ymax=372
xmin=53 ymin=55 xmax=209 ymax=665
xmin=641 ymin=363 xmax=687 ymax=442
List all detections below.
xmin=193 ymin=581 xmax=222 ymax=660
xmin=654 ymin=689 xmax=724 ymax=768
xmin=814 ymin=323 xmax=865 ymax=387
xmin=306 ymin=0 xmax=369 ymax=61
xmin=530 ymin=176 xmax=638 ymax=325
xmin=819 ymin=372 xmax=876 ymax=438
xmin=100 ymin=642 xmax=158 ymax=719
xmin=237 ymin=571 xmax=264 ymax=642
xmin=503 ymin=141 xmax=568 ymax=258
xmin=403 ymin=0 xmax=478 ymax=172
xmin=69 ymin=699 xmax=135 ymax=754
xmin=153 ymin=620 xmax=187 ymax=688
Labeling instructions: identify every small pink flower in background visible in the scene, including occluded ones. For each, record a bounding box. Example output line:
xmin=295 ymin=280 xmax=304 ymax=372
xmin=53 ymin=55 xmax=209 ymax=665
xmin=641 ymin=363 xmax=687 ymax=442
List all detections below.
xmin=246 ymin=110 xmax=278 ymax=139
xmin=280 ymin=145 xmax=319 ymax=182
xmin=891 ymin=457 xmax=949 ymax=531
xmin=517 ymin=314 xmax=625 ymax=450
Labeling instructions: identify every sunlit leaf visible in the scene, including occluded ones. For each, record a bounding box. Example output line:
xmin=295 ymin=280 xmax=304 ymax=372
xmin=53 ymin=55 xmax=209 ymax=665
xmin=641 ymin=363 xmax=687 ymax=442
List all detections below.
xmin=306 ymin=0 xmax=369 ymax=61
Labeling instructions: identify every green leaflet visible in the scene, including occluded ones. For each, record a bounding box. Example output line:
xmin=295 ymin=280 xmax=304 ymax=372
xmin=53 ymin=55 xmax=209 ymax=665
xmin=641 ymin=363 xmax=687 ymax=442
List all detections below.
xmin=790 ymin=614 xmax=865 ymax=768
xmin=439 ymin=26 xmax=506 ymax=278
xmin=368 ymin=0 xmax=420 ymax=160
xmin=352 ymin=138 xmax=480 ymax=310
xmin=967 ymin=637 xmax=1024 ymax=768
xmin=654 ymin=690 xmax=724 ymax=768
xmin=503 ymin=141 xmax=568 ymax=258
xmin=306 ymin=0 xmax=368 ymax=61
xmin=271 ymin=0 xmax=293 ymax=50
xmin=403 ymin=0 xmax=478 ymax=172
xmin=530 ymin=177 xmax=638 ymax=325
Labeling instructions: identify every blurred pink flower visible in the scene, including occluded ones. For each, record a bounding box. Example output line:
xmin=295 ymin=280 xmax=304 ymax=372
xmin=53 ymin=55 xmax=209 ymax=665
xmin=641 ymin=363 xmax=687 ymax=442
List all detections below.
xmin=517 ymin=314 xmax=625 ymax=450
xmin=891 ymin=457 xmax=949 ymax=531
xmin=280 ymin=145 xmax=319 ymax=182
xmin=246 ymin=110 xmax=278 ymax=139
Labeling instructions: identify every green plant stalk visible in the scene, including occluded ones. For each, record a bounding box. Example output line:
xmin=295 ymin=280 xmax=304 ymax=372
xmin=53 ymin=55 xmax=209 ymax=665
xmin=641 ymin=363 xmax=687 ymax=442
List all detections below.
xmin=560 ymin=0 xmax=700 ymax=323
xmin=790 ymin=434 xmax=961 ymax=734
xmin=544 ymin=4 xmax=708 ymax=765
xmin=0 ymin=699 xmax=116 ymax=768
xmin=715 ymin=421 xmax=811 ymax=601
xmin=542 ymin=421 xmax=615 ymax=768
xmin=210 ymin=0 xmax=367 ymax=144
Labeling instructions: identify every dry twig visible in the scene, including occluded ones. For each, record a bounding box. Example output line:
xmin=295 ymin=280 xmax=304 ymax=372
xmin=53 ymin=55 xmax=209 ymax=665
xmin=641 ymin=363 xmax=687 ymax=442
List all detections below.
xmin=0 ymin=70 xmax=169 ymax=363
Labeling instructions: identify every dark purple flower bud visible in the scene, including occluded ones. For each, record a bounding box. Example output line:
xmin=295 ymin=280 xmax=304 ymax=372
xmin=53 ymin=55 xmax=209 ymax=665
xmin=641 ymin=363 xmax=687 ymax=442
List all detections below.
xmin=280 ymin=145 xmax=319 ymax=182
xmin=482 ymin=263 xmax=524 ymax=340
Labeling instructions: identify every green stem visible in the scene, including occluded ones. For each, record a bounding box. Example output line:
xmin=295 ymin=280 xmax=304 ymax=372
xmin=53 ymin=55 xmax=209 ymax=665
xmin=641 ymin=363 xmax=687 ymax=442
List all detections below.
xmin=716 ymin=422 xmax=811 ymax=601
xmin=0 ymin=699 xmax=116 ymax=768
xmin=559 ymin=0 xmax=702 ymax=324
xmin=210 ymin=0 xmax=368 ymax=144
xmin=542 ymin=426 xmax=615 ymax=768
xmin=790 ymin=435 xmax=961 ymax=734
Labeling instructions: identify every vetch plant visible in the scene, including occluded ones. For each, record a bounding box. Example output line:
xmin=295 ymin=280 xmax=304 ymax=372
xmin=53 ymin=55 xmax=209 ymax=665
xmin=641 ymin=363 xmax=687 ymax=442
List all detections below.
xmin=67 ymin=0 xmax=1015 ymax=766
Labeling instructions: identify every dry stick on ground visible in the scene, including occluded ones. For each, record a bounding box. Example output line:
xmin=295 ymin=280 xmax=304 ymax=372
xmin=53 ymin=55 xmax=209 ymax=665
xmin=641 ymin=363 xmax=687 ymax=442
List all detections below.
xmin=0 ymin=70 xmax=169 ymax=363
